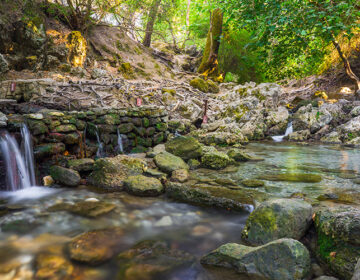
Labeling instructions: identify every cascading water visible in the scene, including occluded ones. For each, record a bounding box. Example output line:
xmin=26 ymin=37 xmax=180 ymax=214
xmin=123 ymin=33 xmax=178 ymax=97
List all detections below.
xmin=21 ymin=124 xmax=36 ymax=186
xmin=271 ymin=121 xmax=293 ymax=142
xmin=117 ymin=128 xmax=124 ymax=154
xmin=0 ymin=131 xmax=33 ymax=190
xmin=95 ymin=126 xmax=105 ymax=158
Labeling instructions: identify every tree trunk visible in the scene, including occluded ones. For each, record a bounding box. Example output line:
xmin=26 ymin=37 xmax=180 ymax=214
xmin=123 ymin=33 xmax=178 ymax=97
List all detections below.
xmin=332 ymin=40 xmax=360 ymax=97
xmin=198 ymin=8 xmax=223 ymax=76
xmin=143 ymin=0 xmax=161 ymax=48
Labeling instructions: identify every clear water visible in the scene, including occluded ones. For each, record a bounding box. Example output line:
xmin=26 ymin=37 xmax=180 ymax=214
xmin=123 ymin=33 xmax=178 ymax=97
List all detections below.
xmin=0 ymin=142 xmax=359 ymax=279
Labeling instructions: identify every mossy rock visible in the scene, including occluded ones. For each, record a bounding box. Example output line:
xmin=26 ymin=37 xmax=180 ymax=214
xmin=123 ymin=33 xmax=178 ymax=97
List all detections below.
xmin=50 ymin=166 xmax=81 ymax=187
xmin=27 ymin=120 xmax=48 ymax=135
xmin=154 ymin=152 xmax=189 ymax=174
xmin=161 ymin=88 xmax=176 ymax=95
xmin=227 ymin=149 xmax=264 ymax=162
xmin=241 ymin=198 xmax=313 ymax=246
xmin=124 ymin=175 xmax=164 ymax=197
xmin=258 ymin=173 xmax=322 ymax=183
xmin=207 ymin=79 xmax=220 ymax=93
xmin=190 ymin=77 xmax=209 ymax=92
xmin=165 ymin=136 xmax=203 ymax=160
xmin=201 ymin=239 xmax=311 ymax=280
xmin=67 ymin=158 xmax=95 ymax=172
xmin=34 ymin=143 xmax=65 ymax=159
xmin=54 ymin=124 xmax=77 ymax=133
xmin=48 ymin=201 xmax=115 ymax=218
xmin=201 ymin=150 xmax=231 ymax=170
xmin=118 ymin=123 xmax=134 ymax=134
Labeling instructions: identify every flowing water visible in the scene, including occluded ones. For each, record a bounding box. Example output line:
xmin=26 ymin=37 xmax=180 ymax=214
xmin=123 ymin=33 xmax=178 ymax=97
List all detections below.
xmin=271 ymin=121 xmax=293 ymax=142
xmin=0 ymin=142 xmax=359 ymax=279
xmin=95 ymin=126 xmax=105 ymax=158
xmin=117 ymin=128 xmax=124 ymax=154
xmin=20 ymin=125 xmax=36 ymax=186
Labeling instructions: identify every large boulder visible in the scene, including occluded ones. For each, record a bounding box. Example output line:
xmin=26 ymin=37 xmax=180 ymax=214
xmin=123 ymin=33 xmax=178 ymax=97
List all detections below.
xmin=165 ymin=136 xmax=202 ymax=160
xmin=201 ymin=238 xmax=311 ymax=280
xmin=67 ymin=228 xmax=124 ymax=265
xmin=154 ymin=152 xmax=188 ymax=174
xmin=50 ymin=166 xmax=81 ymax=187
xmin=242 ymin=198 xmax=313 ymax=246
xmin=88 ymin=155 xmax=146 ymax=191
xmin=123 ymin=175 xmax=164 ymax=197
xmin=67 ymin=158 xmax=95 ymax=172
xmin=314 ymin=206 xmax=360 ymax=280
xmin=338 ymin=116 xmax=360 ymax=142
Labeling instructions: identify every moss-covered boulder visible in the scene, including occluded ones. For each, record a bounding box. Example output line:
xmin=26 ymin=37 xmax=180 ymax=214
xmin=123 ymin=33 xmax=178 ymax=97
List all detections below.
xmin=34 ymin=143 xmax=65 ymax=159
xmin=241 ymin=179 xmax=265 ymax=188
xmin=314 ymin=207 xmax=360 ymax=280
xmin=165 ymin=136 xmax=202 ymax=160
xmin=190 ymin=77 xmax=209 ymax=92
xmin=68 ymin=228 xmax=124 ymax=265
xmin=117 ymin=240 xmax=195 ymax=280
xmin=154 ymin=152 xmax=189 ymax=174
xmin=171 ymin=169 xmax=189 ymax=183
xmin=259 ymin=173 xmax=322 ymax=183
xmin=50 ymin=166 xmax=81 ymax=187
xmin=124 ymin=175 xmax=164 ymax=197
xmin=166 ymin=182 xmax=269 ymax=211
xmin=67 ymin=158 xmax=95 ymax=172
xmin=88 ymin=155 xmax=146 ymax=191
xmin=242 ymin=198 xmax=313 ymax=246
xmin=201 ymin=238 xmax=311 ymax=280
xmin=201 ymin=150 xmax=231 ymax=170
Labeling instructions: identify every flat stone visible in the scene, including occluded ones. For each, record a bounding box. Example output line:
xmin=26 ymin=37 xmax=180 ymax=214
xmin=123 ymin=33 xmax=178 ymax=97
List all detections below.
xmin=124 ymin=175 xmax=164 ymax=197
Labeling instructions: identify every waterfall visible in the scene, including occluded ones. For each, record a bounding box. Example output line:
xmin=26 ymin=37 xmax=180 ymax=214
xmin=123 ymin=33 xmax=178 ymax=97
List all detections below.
xmin=95 ymin=126 xmax=105 ymax=158
xmin=21 ymin=124 xmax=36 ymax=186
xmin=272 ymin=121 xmax=293 ymax=142
xmin=117 ymin=128 xmax=124 ymax=154
xmin=0 ymin=131 xmax=34 ymax=191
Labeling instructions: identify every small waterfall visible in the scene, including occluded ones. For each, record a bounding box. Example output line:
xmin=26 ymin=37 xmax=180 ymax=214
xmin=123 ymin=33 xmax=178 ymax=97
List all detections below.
xmin=117 ymin=128 xmax=124 ymax=154
xmin=272 ymin=121 xmax=293 ymax=142
xmin=21 ymin=124 xmax=36 ymax=186
xmin=0 ymin=132 xmax=34 ymax=191
xmin=95 ymin=126 xmax=105 ymax=158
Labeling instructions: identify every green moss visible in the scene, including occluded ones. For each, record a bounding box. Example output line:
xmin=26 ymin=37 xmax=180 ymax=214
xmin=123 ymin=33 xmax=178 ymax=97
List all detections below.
xmin=317 ymin=231 xmax=336 ymax=261
xmin=134 ymin=47 xmax=143 ymax=55
xmin=137 ymin=62 xmax=145 ymax=68
xmin=161 ymin=88 xmax=176 ymax=95
xmin=258 ymin=173 xmax=322 ymax=183
xmin=190 ymin=77 xmax=209 ymax=92
xmin=241 ymin=179 xmax=265 ymax=188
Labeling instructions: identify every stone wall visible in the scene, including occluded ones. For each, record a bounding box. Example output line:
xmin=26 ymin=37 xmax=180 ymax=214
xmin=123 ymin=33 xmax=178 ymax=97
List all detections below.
xmin=4 ymin=106 xmax=168 ymax=159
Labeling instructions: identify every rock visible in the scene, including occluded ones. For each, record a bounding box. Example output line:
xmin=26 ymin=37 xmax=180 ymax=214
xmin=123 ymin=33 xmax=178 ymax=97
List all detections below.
xmin=34 ymin=143 xmax=65 ymax=159
xmin=54 ymin=124 xmax=77 ymax=133
xmin=1 ymin=219 xmax=40 ymax=234
xmin=351 ymin=106 xmax=360 ymax=117
xmin=314 ymin=206 xmax=360 ymax=279
xmin=35 ymin=250 xmax=74 ymax=280
xmin=314 ymin=277 xmax=339 ymax=280
xmin=166 ymin=182 xmax=268 ymax=212
xmin=0 ymin=112 xmax=7 ymax=127
xmin=242 ymin=198 xmax=313 ymax=246
xmin=0 ymin=54 xmax=9 ymax=73
xmin=352 ymin=258 xmax=360 ymax=280
xmin=171 ymin=169 xmax=189 ymax=183
xmin=227 ymin=149 xmax=263 ymax=162
xmin=321 ymin=131 xmax=342 ymax=143
xmin=241 ymin=179 xmax=265 ymax=188
xmin=91 ymin=68 xmax=108 ymax=79
xmin=67 ymin=158 xmax=95 ymax=172
xmin=201 ymin=150 xmax=231 ymax=170
xmin=165 ymin=136 xmax=202 ymax=160
xmin=154 ymin=152 xmax=189 ymax=174
xmin=338 ymin=116 xmax=360 ymax=141
xmin=288 ymin=129 xmax=311 ymax=141
xmin=68 ymin=227 xmax=124 ymax=265
xmin=48 ymin=201 xmax=116 ymax=218
xmin=50 ymin=166 xmax=81 ymax=187
xmin=154 ymin=216 xmax=173 ymax=227
xmin=188 ymin=159 xmax=201 ymax=170
xmin=144 ymin=168 xmax=167 ymax=179
xmin=43 ymin=175 xmax=54 ymax=186
xmin=123 ymin=175 xmax=164 ymax=197
xmin=117 ymin=240 xmax=195 ymax=280
xmin=258 ymin=173 xmax=322 ymax=183
xmin=190 ymin=77 xmax=208 ymax=92
xmin=192 ymin=225 xmax=212 ymax=236
xmin=201 ymin=238 xmax=311 ymax=280
xmin=88 ymin=155 xmax=146 ymax=191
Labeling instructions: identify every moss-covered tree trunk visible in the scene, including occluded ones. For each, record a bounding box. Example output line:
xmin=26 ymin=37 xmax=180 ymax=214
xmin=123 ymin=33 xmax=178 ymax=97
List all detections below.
xmin=198 ymin=8 xmax=223 ymax=76
xmin=143 ymin=0 xmax=162 ymax=48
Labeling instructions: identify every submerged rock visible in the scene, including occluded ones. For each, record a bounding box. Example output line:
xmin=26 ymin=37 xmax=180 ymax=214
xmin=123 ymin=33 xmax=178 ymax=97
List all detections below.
xmin=241 ymin=179 xmax=265 ymax=188
xmin=88 ymin=155 xmax=146 ymax=191
xmin=227 ymin=149 xmax=264 ymax=162
xmin=154 ymin=152 xmax=189 ymax=174
xmin=48 ymin=201 xmax=116 ymax=218
xmin=165 ymin=136 xmax=202 ymax=160
xmin=68 ymin=228 xmax=124 ymax=265
xmin=258 ymin=173 xmax=322 ymax=183
xmin=201 ymin=238 xmax=311 ymax=280
xmin=50 ymin=166 xmax=81 ymax=187
xmin=123 ymin=175 xmax=164 ymax=197
xmin=242 ymin=198 xmax=313 ymax=246
xmin=117 ymin=240 xmax=195 ymax=280
xmin=314 ymin=206 xmax=360 ymax=279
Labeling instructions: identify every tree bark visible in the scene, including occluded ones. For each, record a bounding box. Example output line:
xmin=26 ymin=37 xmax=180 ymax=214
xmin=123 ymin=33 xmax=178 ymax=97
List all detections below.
xmin=197 ymin=8 xmax=223 ymax=76
xmin=332 ymin=40 xmax=360 ymax=97
xmin=143 ymin=0 xmax=162 ymax=48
